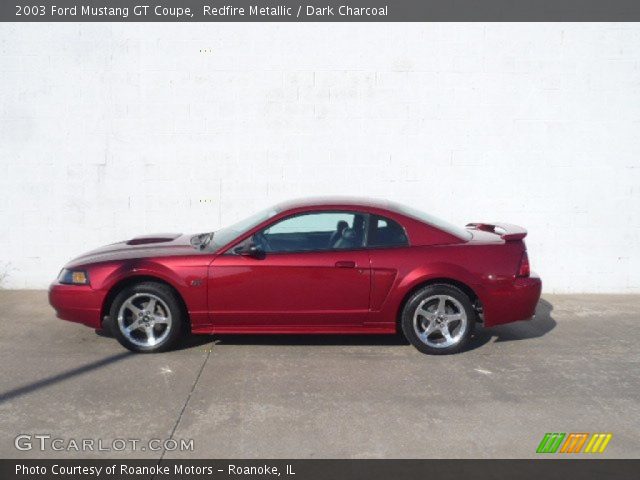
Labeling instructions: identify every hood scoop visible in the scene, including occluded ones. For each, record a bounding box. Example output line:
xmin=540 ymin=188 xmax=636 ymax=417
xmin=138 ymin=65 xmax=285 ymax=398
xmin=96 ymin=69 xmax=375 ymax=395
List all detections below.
xmin=126 ymin=233 xmax=182 ymax=246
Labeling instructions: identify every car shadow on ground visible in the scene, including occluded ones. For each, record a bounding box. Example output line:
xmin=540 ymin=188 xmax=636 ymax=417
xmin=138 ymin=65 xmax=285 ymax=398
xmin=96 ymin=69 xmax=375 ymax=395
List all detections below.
xmin=465 ymin=298 xmax=557 ymax=351
xmin=203 ymin=299 xmax=557 ymax=351
xmin=208 ymin=333 xmax=411 ymax=347
xmin=0 ymin=302 xmax=555 ymax=404
xmin=97 ymin=327 xmax=216 ymax=351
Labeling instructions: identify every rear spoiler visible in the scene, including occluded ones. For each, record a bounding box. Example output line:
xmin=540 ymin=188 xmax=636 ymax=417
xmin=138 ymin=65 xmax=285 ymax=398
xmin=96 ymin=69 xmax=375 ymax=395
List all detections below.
xmin=466 ymin=222 xmax=527 ymax=241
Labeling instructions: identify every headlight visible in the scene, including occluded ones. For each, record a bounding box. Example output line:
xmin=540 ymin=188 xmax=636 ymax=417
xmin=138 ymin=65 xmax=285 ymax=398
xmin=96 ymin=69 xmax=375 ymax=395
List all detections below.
xmin=58 ymin=269 xmax=90 ymax=285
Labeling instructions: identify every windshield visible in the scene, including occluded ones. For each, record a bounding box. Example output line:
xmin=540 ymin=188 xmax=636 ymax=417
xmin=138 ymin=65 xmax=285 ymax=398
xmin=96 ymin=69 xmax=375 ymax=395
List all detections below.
xmin=390 ymin=202 xmax=472 ymax=240
xmin=210 ymin=206 xmax=281 ymax=248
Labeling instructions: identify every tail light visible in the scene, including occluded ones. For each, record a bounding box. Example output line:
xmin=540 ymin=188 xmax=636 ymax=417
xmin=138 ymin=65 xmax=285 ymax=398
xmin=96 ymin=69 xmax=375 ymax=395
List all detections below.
xmin=517 ymin=251 xmax=530 ymax=277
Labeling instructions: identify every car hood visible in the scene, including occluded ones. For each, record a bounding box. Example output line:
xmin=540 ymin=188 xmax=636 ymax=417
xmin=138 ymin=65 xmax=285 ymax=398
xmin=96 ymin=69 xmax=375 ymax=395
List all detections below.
xmin=65 ymin=233 xmax=216 ymax=267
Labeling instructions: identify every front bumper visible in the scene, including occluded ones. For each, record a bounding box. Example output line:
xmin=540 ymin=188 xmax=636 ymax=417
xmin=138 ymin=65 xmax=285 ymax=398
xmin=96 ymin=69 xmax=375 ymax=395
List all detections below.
xmin=48 ymin=283 xmax=104 ymax=329
xmin=482 ymin=272 xmax=542 ymax=327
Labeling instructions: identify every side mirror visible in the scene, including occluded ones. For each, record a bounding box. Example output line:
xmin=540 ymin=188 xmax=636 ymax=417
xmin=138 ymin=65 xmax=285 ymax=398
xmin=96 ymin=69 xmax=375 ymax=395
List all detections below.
xmin=234 ymin=244 xmax=265 ymax=259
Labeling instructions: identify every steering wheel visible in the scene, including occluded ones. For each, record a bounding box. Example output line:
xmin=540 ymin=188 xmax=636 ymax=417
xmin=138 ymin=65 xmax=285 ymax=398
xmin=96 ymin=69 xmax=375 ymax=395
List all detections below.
xmin=253 ymin=231 xmax=271 ymax=252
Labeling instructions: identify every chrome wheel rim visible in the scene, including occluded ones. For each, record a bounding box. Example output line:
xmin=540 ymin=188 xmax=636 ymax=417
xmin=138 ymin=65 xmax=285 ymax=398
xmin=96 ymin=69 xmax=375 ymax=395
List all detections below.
xmin=117 ymin=293 xmax=172 ymax=348
xmin=413 ymin=295 xmax=468 ymax=348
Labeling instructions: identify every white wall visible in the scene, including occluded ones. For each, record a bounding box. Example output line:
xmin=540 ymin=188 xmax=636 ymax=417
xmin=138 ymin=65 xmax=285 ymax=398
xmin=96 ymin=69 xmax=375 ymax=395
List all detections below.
xmin=1 ymin=23 xmax=639 ymax=292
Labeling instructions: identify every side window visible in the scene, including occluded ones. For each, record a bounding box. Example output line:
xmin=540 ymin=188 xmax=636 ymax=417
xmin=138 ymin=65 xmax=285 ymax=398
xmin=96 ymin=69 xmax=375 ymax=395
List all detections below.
xmin=256 ymin=212 xmax=365 ymax=253
xmin=367 ymin=215 xmax=408 ymax=248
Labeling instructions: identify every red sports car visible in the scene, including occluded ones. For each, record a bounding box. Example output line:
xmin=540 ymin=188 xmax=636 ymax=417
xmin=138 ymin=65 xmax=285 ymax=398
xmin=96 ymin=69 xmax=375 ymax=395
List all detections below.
xmin=49 ymin=198 xmax=541 ymax=355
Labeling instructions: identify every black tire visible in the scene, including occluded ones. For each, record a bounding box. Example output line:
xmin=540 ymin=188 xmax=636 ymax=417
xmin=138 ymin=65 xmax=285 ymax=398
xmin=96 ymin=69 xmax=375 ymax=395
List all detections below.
xmin=400 ymin=284 xmax=475 ymax=355
xmin=109 ymin=281 xmax=185 ymax=353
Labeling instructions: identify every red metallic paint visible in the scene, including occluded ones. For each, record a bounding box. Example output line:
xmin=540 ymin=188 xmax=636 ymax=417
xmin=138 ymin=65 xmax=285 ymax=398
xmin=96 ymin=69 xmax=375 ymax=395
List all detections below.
xmin=208 ymin=249 xmax=371 ymax=330
xmin=49 ymin=198 xmax=542 ymax=337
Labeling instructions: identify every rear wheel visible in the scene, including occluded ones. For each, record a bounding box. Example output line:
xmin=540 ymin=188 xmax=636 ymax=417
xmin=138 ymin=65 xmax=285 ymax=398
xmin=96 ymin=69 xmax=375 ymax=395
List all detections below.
xmin=401 ymin=284 xmax=475 ymax=355
xmin=110 ymin=282 xmax=184 ymax=353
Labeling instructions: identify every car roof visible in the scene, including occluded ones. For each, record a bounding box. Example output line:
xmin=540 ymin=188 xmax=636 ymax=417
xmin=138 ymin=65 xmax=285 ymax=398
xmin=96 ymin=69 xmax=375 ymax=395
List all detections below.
xmin=275 ymin=196 xmax=394 ymax=212
xmin=268 ymin=197 xmax=468 ymax=246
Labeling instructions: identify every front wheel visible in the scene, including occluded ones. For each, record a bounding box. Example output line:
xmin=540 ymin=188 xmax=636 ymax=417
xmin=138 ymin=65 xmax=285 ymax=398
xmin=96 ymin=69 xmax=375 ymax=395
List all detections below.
xmin=110 ymin=282 xmax=184 ymax=353
xmin=401 ymin=284 xmax=475 ymax=355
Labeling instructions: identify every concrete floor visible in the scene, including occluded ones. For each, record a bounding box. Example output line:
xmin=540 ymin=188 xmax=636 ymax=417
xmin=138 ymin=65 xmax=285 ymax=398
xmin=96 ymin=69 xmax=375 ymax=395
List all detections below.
xmin=0 ymin=290 xmax=638 ymax=459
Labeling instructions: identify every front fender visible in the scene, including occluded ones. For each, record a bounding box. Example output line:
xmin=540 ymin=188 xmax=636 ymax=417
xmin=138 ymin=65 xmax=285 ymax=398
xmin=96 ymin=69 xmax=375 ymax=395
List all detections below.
xmin=101 ymin=260 xmax=187 ymax=293
xmin=98 ymin=258 xmax=209 ymax=328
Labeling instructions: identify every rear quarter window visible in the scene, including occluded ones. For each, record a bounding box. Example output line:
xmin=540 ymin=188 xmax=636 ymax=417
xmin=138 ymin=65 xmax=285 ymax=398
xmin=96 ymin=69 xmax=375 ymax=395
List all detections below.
xmin=367 ymin=215 xmax=409 ymax=248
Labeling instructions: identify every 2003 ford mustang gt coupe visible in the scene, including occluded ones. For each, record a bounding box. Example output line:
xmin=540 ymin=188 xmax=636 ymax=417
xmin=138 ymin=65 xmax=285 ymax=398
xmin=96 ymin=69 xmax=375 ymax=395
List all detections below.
xmin=49 ymin=198 xmax=541 ymax=355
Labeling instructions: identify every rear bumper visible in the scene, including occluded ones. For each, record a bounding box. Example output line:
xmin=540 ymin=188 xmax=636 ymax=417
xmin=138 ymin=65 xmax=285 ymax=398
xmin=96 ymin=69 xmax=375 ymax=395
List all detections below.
xmin=48 ymin=283 xmax=104 ymax=329
xmin=482 ymin=273 xmax=542 ymax=327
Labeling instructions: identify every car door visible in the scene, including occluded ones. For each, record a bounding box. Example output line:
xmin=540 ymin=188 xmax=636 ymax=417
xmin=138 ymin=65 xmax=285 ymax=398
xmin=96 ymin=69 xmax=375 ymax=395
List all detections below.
xmin=208 ymin=211 xmax=371 ymax=331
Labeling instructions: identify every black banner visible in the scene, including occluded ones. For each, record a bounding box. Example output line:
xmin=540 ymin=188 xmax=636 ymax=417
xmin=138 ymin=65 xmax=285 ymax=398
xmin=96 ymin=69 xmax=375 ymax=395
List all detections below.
xmin=2 ymin=460 xmax=639 ymax=480
xmin=2 ymin=0 xmax=640 ymax=22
